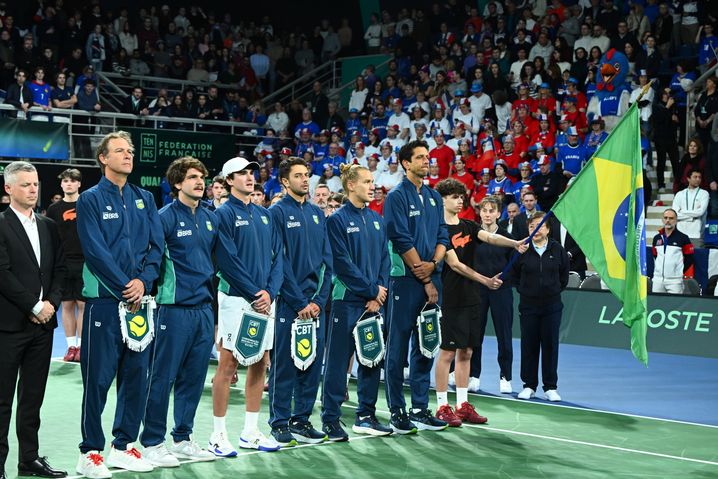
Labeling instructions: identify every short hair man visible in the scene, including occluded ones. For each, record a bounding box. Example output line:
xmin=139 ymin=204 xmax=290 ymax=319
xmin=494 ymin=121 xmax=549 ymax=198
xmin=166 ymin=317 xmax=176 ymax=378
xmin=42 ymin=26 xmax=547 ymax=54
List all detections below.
xmin=651 ymin=208 xmax=694 ymax=294
xmin=75 ymin=131 xmax=163 ymax=476
xmin=0 ymin=161 xmax=67 ymax=479
xmin=46 ymin=168 xmax=85 ymax=363
xmin=383 ymin=140 xmax=449 ymax=433
xmin=672 ymin=169 xmax=709 ymax=247
xmin=268 ymin=158 xmax=333 ymax=446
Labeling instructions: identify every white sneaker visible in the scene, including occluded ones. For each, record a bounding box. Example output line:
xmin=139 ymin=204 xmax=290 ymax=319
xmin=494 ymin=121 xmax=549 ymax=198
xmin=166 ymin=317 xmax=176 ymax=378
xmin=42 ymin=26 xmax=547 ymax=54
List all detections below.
xmin=448 ymin=372 xmax=456 ymax=388
xmin=517 ymin=387 xmax=535 ymax=400
xmin=143 ymin=443 xmax=180 ymax=468
xmin=545 ymin=389 xmax=562 ymax=402
xmin=208 ymin=431 xmax=237 ymax=458
xmin=499 ymin=378 xmax=513 ymax=394
xmin=239 ymin=429 xmax=281 ymax=452
xmin=76 ymin=451 xmax=112 ymax=479
xmin=106 ymin=444 xmax=154 ymax=472
xmin=467 ymin=377 xmax=481 ymax=392
xmin=170 ymin=439 xmax=216 ymax=461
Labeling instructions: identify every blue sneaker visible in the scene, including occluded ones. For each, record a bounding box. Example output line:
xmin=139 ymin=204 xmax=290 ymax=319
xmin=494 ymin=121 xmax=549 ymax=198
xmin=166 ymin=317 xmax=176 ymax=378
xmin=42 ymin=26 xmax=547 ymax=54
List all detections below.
xmin=322 ymin=421 xmax=349 ymax=442
xmin=208 ymin=431 xmax=238 ymax=457
xmin=289 ymin=419 xmax=327 ymax=444
xmin=270 ymin=426 xmax=298 ymax=448
xmin=353 ymin=415 xmax=393 ymax=436
xmin=239 ymin=429 xmax=281 ymax=452
xmin=389 ymin=409 xmax=417 ymax=435
xmin=409 ymin=409 xmax=448 ymax=431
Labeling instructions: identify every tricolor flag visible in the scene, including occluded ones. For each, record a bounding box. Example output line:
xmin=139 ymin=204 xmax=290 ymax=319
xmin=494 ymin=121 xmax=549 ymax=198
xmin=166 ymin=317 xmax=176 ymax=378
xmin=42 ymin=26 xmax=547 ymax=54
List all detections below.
xmin=552 ymin=102 xmax=648 ymax=364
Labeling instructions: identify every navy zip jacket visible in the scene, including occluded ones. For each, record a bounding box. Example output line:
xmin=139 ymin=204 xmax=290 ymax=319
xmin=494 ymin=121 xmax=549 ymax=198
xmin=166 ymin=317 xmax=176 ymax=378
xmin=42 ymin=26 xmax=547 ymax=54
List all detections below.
xmin=76 ymin=176 xmax=163 ymax=300
xmin=155 ymin=200 xmax=218 ymax=306
xmin=328 ymin=201 xmax=390 ymax=303
xmin=269 ymin=195 xmax=332 ymax=312
xmin=384 ymin=177 xmax=449 ymax=278
xmin=215 ymin=194 xmax=283 ymax=303
xmin=511 ymin=239 xmax=569 ymax=306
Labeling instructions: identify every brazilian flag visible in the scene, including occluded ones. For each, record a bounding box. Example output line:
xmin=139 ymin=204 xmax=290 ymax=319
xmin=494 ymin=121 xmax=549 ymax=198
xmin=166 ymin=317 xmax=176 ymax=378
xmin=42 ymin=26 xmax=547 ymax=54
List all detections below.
xmin=552 ymin=101 xmax=648 ymax=364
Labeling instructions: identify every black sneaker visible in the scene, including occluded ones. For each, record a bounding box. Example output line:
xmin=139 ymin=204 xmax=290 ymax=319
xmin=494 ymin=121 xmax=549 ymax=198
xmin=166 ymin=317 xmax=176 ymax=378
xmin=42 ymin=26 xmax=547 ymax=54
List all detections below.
xmin=270 ymin=425 xmax=298 ymax=447
xmin=353 ymin=415 xmax=393 ymax=436
xmin=389 ymin=409 xmax=418 ymax=435
xmin=322 ymin=420 xmax=349 ymax=442
xmin=409 ymin=409 xmax=448 ymax=431
xmin=289 ymin=419 xmax=327 ymax=444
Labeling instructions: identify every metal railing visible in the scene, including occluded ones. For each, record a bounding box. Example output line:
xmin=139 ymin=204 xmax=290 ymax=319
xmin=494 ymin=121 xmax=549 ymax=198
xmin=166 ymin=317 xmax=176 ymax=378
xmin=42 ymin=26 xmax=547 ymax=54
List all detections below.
xmin=684 ymin=62 xmax=718 ymax=147
xmin=329 ymin=55 xmax=394 ymax=106
xmin=0 ymin=104 xmax=269 ymax=166
xmin=260 ymin=59 xmax=341 ymax=107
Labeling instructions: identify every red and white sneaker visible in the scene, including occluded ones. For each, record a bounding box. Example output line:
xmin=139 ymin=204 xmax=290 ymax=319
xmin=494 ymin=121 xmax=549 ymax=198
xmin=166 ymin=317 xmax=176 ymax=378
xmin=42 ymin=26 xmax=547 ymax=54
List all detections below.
xmin=76 ymin=451 xmax=111 ymax=479
xmin=435 ymin=404 xmax=462 ymax=427
xmin=107 ymin=444 xmax=154 ymax=472
xmin=455 ymin=402 xmax=488 ymax=424
xmin=64 ymin=346 xmax=77 ymax=362
xmin=73 ymin=346 xmax=81 ymax=362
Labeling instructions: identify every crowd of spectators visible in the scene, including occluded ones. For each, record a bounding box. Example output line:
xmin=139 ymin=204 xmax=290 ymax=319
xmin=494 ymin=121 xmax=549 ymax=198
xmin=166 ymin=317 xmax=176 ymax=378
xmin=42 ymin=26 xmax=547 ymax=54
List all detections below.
xmin=2 ymin=1 xmax=718 ymax=249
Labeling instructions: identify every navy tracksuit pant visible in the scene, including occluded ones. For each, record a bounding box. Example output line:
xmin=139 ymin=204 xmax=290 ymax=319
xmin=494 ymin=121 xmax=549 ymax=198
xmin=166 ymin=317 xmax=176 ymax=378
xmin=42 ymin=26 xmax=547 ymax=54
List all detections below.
xmin=384 ymin=276 xmax=441 ymax=413
xmin=321 ymin=301 xmax=382 ymax=423
xmin=79 ymin=299 xmax=151 ymax=453
xmin=519 ymin=301 xmax=562 ymax=392
xmin=470 ymin=285 xmax=514 ymax=381
xmin=268 ymin=298 xmax=325 ymax=428
xmin=140 ymin=304 xmax=214 ymax=447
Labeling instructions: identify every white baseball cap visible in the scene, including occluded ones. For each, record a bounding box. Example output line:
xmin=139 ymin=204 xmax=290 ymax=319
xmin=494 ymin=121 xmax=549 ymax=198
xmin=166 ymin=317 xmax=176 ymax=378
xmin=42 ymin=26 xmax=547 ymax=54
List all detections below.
xmin=221 ymin=157 xmax=259 ymax=177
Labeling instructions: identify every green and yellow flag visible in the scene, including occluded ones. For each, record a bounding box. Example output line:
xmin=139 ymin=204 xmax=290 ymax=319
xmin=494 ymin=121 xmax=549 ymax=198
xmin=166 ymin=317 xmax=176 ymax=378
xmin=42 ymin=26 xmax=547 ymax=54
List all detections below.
xmin=552 ymin=103 xmax=648 ymax=364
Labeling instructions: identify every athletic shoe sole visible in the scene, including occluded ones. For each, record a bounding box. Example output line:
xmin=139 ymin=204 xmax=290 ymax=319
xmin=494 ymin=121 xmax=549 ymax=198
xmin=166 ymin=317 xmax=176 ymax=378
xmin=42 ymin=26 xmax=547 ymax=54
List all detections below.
xmin=291 ymin=434 xmax=327 ymax=444
xmin=238 ymin=438 xmax=281 ymax=452
xmin=171 ymin=452 xmax=216 ymax=461
xmin=207 ymin=444 xmax=238 ymax=458
xmin=390 ymin=424 xmax=418 ymax=435
xmin=413 ymin=421 xmax=448 ymax=431
xmin=272 ymin=438 xmax=298 ymax=448
xmin=352 ymin=425 xmax=393 ymax=436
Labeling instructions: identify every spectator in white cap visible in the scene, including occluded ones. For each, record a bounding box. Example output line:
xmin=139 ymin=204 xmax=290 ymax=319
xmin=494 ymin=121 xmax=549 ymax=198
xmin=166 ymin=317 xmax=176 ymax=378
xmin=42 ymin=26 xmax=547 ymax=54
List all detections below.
xmin=347 ymin=141 xmax=368 ymax=167
xmin=387 ymin=98 xmax=410 ymax=139
xmin=375 ymin=156 xmax=404 ymax=191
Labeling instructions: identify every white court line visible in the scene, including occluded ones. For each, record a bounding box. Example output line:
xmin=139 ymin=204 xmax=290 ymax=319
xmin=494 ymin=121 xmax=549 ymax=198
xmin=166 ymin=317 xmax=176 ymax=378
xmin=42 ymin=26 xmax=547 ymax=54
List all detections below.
xmin=461 ymin=423 xmax=718 ymax=467
xmin=50 ymin=358 xmax=718 ymax=429
xmin=63 ymin=435 xmax=380 ymax=479
xmin=54 ymin=363 xmax=717 ymax=478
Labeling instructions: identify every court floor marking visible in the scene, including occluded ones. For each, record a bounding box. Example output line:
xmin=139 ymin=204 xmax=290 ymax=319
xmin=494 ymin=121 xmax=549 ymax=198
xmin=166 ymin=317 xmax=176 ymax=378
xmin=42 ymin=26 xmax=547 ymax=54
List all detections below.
xmin=50 ymin=358 xmax=718 ymax=429
xmin=63 ymin=435 xmax=380 ymax=479
xmin=51 ymin=364 xmax=718 ymax=478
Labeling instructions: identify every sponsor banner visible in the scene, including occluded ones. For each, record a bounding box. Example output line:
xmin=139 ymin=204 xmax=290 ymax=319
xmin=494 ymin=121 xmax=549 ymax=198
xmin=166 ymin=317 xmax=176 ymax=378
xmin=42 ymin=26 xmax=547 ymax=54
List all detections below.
xmin=0 ymin=118 xmax=70 ymax=160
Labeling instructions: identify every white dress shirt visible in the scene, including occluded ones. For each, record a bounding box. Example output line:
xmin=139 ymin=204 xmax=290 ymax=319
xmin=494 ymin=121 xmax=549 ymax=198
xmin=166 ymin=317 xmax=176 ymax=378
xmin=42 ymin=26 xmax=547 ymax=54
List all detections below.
xmin=9 ymin=205 xmax=44 ymax=315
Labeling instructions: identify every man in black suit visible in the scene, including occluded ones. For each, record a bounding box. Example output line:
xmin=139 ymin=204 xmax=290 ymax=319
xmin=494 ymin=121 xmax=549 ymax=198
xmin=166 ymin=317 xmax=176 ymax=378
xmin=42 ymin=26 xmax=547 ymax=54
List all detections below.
xmin=550 ymin=222 xmax=588 ymax=279
xmin=0 ymin=161 xmax=67 ymax=479
xmin=4 ymin=69 xmax=31 ymax=119
xmin=511 ymin=190 xmax=542 ymax=241
xmin=119 ymin=85 xmax=150 ymax=127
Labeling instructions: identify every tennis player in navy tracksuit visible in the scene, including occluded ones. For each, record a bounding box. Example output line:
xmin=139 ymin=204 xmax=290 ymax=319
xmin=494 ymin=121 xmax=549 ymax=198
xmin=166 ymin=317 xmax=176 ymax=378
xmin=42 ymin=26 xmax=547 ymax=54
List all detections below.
xmin=139 ymin=158 xmax=218 ymax=466
xmin=211 ymin=157 xmax=284 ymax=455
xmin=320 ymin=163 xmax=392 ymax=441
xmin=268 ymin=157 xmax=333 ymax=447
xmin=383 ymin=140 xmax=450 ymax=434
xmin=75 ymin=132 xmax=163 ymax=477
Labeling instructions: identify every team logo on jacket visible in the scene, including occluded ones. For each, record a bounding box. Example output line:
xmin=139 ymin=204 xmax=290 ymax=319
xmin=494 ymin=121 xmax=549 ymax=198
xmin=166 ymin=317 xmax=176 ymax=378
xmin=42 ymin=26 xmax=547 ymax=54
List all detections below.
xmin=313 ymin=214 xmax=319 ymax=224
xmin=429 ymin=198 xmax=436 ymax=206
xmin=206 ymin=221 xmax=213 ymax=231
xmin=180 ymin=221 xmax=185 ymax=227
xmin=373 ymin=221 xmax=380 ymax=230
xmin=135 ymin=199 xmax=145 ymax=210
xmin=261 ymin=215 xmax=269 ymax=225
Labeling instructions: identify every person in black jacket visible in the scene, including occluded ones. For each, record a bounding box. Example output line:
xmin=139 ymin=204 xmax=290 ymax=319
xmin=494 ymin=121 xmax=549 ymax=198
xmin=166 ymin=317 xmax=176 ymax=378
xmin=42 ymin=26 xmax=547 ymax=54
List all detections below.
xmin=653 ymin=89 xmax=680 ymax=191
xmin=4 ymin=69 xmax=30 ymax=119
xmin=0 ymin=161 xmax=68 ymax=479
xmin=530 ymin=155 xmax=564 ymax=211
xmin=512 ymin=211 xmax=569 ymax=402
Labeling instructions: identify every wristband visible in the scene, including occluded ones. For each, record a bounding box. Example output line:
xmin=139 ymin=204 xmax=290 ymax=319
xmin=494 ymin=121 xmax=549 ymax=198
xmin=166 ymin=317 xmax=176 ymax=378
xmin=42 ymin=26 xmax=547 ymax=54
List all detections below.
xmin=423 ymin=279 xmax=432 ymax=285
xmin=431 ymin=259 xmax=438 ymax=267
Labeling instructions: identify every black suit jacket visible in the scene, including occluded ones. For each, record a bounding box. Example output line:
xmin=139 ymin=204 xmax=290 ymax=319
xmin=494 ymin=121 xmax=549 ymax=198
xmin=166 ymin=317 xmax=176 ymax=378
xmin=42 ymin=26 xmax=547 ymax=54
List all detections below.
xmin=5 ymin=82 xmax=30 ymax=118
xmin=0 ymin=209 xmax=65 ymax=332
